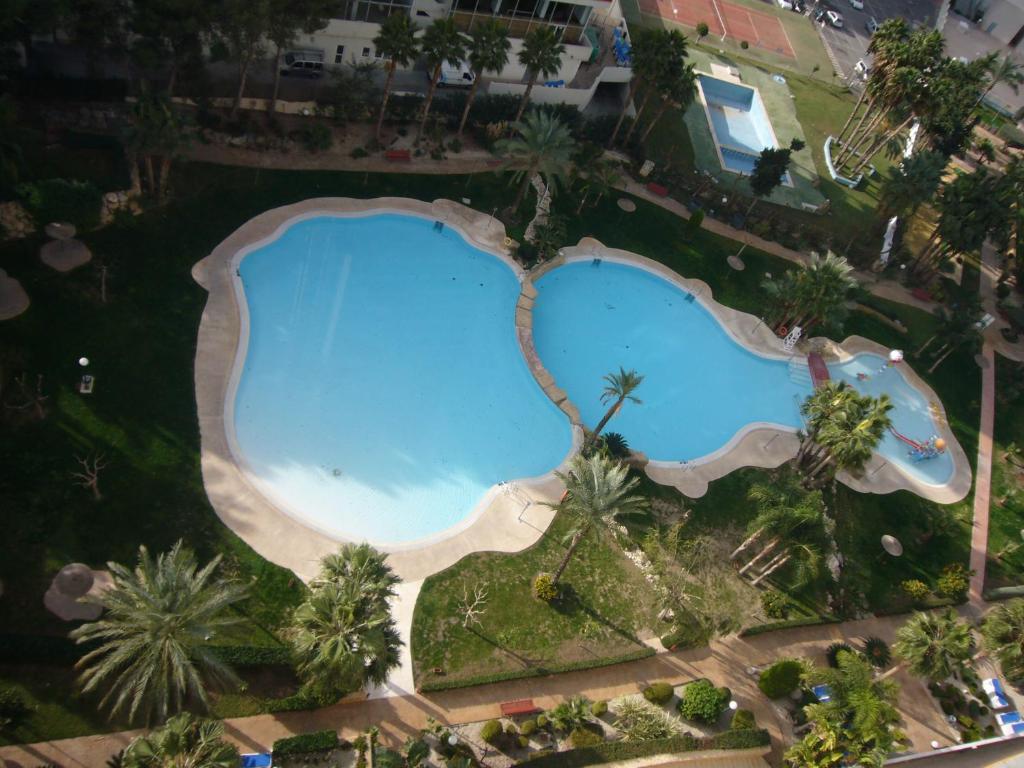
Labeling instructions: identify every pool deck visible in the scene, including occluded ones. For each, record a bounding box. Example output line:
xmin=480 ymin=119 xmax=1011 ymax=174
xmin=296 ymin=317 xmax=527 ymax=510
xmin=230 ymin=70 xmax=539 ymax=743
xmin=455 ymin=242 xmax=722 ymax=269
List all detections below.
xmin=192 ymin=196 xmax=581 ymax=589
xmin=533 ymin=237 xmax=971 ymax=506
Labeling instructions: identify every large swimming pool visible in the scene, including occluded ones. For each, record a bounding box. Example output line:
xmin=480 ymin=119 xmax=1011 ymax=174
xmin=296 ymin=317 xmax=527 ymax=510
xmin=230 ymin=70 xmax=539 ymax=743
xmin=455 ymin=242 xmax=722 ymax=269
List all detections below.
xmin=231 ymin=213 xmax=572 ymax=545
xmin=532 ymin=260 xmax=953 ymax=486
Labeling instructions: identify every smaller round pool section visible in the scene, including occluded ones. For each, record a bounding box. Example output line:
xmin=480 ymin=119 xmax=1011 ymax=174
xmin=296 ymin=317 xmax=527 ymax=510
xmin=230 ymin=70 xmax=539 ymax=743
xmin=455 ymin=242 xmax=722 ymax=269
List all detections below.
xmin=231 ymin=213 xmax=572 ymax=545
xmin=531 ymin=259 xmax=954 ymax=487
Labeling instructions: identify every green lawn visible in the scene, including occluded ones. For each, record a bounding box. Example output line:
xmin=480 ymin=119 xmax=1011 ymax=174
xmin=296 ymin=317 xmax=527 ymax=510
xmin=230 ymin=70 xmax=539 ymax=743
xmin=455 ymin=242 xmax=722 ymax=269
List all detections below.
xmin=984 ymin=355 xmax=1024 ymax=589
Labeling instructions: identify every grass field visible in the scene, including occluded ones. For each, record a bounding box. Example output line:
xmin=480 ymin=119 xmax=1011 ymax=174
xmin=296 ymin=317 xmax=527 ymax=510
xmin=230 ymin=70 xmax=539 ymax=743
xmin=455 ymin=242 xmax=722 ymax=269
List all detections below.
xmin=984 ymin=355 xmax=1024 ymax=589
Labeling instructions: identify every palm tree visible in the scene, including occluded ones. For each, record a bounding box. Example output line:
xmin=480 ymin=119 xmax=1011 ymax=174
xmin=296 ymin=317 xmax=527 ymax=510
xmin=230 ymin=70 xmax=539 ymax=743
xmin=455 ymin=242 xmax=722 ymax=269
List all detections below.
xmin=795 ymin=381 xmax=859 ymax=464
xmin=607 ymin=28 xmax=670 ymax=147
xmin=121 ymin=713 xmax=238 ymax=768
xmin=70 ymin=541 xmax=249 ymax=724
xmin=458 ymin=20 xmax=510 ymax=138
xmin=804 ymin=394 xmax=893 ymax=485
xmin=877 ymin=150 xmax=946 ymax=219
xmin=495 ymin=110 xmax=576 ymax=213
xmin=622 ymin=29 xmax=689 ymax=146
xmin=763 ymin=252 xmax=857 ymax=337
xmin=0 ymin=96 xmax=23 ymax=192
xmin=547 ymin=695 xmax=592 ymax=731
xmin=547 ymin=453 xmax=647 ymax=584
xmin=585 ymin=367 xmax=644 ymax=452
xmin=575 ymin=159 xmax=622 ymax=214
xmin=982 ymin=598 xmax=1024 ymax=682
xmin=514 ymin=27 xmax=565 ymax=123
xmin=288 ymin=545 xmax=402 ymax=697
xmin=893 ymin=609 xmax=973 ymax=682
xmin=974 ymin=54 xmax=1024 ymax=111
xmin=374 ymin=13 xmax=419 ymax=142
xmin=418 ymin=18 xmax=466 ymax=140
xmin=638 ymin=63 xmax=697 ymax=145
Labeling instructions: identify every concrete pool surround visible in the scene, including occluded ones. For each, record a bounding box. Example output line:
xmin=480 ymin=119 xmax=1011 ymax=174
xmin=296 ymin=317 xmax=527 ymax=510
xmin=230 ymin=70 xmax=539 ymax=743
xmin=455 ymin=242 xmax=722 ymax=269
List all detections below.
xmin=194 ymin=198 xmax=970 ymax=586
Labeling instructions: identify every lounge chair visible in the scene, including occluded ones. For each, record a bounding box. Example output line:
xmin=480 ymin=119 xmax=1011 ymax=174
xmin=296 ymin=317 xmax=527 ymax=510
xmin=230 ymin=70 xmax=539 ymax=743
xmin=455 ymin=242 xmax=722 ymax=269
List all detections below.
xmin=240 ymin=754 xmax=272 ymax=768
xmin=812 ymin=684 xmax=832 ymax=703
xmin=983 ymin=677 xmax=1010 ymax=710
xmin=997 ymin=711 xmax=1021 ymax=736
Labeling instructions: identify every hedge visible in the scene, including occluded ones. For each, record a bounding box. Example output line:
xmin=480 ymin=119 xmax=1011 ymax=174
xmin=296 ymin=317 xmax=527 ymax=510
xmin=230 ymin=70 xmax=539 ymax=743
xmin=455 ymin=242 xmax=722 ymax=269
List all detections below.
xmin=983 ymin=586 xmax=1024 ymax=602
xmin=0 ymin=634 xmax=292 ymax=668
xmin=871 ymin=596 xmax=961 ymax=616
xmin=417 ymin=648 xmax=655 ymax=692
xmin=517 ymin=729 xmax=770 ymax=767
xmin=739 ymin=616 xmax=840 ymax=637
xmin=272 ymin=730 xmax=338 ymax=756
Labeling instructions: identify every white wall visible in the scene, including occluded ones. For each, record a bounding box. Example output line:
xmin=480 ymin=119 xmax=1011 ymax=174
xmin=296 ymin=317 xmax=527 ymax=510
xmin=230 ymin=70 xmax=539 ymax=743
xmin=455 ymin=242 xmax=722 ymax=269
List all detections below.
xmin=487 ymin=61 xmax=630 ymax=108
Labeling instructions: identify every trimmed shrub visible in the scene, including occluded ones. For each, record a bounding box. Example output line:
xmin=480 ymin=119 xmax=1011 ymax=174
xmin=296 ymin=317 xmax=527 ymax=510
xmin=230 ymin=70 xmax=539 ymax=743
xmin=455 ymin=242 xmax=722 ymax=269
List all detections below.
xmin=901 ymin=579 xmax=930 ymax=600
xmin=0 ymin=687 xmax=31 ymax=730
xmin=299 ymin=123 xmax=333 ymax=153
xmin=861 ymin=636 xmax=891 ymax=668
xmin=739 ymin=616 xmax=839 ymax=637
xmin=272 ymin=730 xmax=339 ymax=756
xmin=480 ymin=719 xmax=503 ymax=744
xmin=520 ymin=719 xmax=537 ymax=736
xmin=760 ymin=591 xmax=788 ymax=619
xmin=537 ymin=714 xmax=549 ymax=728
xmin=518 ymin=735 xmax=529 ymax=748
xmin=591 ymin=700 xmax=608 ymax=717
xmin=569 ymin=726 xmax=605 ymax=748
xmin=518 ymin=729 xmax=770 ymax=767
xmin=825 ymin=642 xmax=854 ymax=668
xmin=731 ymin=708 xmax=756 ymax=730
xmin=937 ymin=564 xmax=970 ymax=599
xmin=677 ymin=680 xmax=728 ymax=723
xmin=350 ymin=146 xmax=369 ymax=159
xmin=757 ymin=659 xmax=802 ymax=699
xmin=643 ymin=682 xmax=675 ymax=705
xmin=17 ymin=178 xmax=102 ymax=230
xmin=505 ymin=722 xmax=518 ymax=735
xmin=696 ymin=22 xmax=710 ymax=38
xmin=710 ymin=728 xmax=771 ymax=749
xmin=533 ymin=573 xmax=558 ymax=602
xmin=740 ymin=40 xmax=749 ymax=49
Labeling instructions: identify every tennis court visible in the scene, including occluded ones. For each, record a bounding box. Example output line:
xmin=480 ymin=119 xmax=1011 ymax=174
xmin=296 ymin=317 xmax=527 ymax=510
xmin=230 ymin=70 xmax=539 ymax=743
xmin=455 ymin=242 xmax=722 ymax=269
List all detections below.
xmin=638 ymin=0 xmax=796 ymax=59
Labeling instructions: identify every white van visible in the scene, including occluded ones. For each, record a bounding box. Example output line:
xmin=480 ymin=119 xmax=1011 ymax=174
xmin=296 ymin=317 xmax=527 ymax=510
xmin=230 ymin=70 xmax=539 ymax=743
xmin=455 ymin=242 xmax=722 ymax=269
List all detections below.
xmin=436 ymin=61 xmax=476 ymax=87
xmin=280 ymin=50 xmax=325 ymax=78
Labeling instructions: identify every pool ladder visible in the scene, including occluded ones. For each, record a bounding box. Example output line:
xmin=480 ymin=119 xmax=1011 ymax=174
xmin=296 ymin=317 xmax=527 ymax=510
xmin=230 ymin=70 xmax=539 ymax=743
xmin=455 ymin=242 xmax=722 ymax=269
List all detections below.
xmin=787 ymin=359 xmax=812 ymax=386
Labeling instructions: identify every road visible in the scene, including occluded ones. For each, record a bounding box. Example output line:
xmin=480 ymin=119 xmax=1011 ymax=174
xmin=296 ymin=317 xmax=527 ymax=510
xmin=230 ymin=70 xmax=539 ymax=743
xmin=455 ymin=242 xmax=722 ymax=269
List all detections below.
xmin=814 ymin=0 xmax=939 ymax=80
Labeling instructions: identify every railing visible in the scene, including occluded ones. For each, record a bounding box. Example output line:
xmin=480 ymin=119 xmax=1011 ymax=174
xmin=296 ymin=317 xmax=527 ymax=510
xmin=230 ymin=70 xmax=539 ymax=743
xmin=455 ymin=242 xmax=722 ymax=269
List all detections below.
xmin=449 ymin=11 xmax=587 ymax=45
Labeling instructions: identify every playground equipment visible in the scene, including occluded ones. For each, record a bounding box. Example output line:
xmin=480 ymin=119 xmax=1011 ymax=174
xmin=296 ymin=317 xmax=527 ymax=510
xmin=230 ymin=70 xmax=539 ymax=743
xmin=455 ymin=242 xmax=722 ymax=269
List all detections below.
xmin=890 ymin=427 xmax=946 ymax=461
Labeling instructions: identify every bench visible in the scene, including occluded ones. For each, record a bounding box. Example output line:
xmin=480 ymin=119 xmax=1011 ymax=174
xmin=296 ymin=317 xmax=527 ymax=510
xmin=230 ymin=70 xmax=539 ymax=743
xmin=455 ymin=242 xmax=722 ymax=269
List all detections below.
xmin=500 ymin=699 xmax=541 ymax=717
xmin=646 ymin=182 xmax=669 ymax=197
xmin=384 ymin=149 xmax=411 ymax=162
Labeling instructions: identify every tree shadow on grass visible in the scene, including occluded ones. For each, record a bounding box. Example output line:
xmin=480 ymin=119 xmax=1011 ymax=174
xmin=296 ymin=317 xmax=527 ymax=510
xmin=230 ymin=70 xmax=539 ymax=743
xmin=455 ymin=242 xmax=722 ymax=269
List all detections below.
xmin=551 ymin=584 xmax=644 ymax=647
xmin=466 ymin=626 xmax=547 ymax=670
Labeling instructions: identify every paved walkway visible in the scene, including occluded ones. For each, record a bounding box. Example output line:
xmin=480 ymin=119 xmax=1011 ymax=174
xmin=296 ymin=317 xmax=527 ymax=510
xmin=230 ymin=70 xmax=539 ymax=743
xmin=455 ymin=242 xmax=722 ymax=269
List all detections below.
xmin=0 ymin=616 xmax=960 ymax=768
xmin=969 ymin=342 xmax=996 ymax=604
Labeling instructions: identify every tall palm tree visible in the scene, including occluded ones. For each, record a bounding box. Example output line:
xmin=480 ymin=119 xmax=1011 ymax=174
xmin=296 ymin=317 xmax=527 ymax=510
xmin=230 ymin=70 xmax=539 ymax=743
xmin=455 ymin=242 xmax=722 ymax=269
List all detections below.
xmin=495 ymin=110 xmax=576 ymax=213
xmin=585 ymin=367 xmax=644 ymax=452
xmin=804 ymin=394 xmax=893 ymax=485
xmin=374 ymin=13 xmax=420 ymax=141
xmin=622 ymin=31 xmax=689 ymax=146
xmin=575 ymin=159 xmax=622 ymax=214
xmin=513 ymin=27 xmax=565 ymax=123
xmin=70 ymin=541 xmax=249 ymax=724
xmin=877 ymin=150 xmax=946 ymax=219
xmin=982 ymin=598 xmax=1024 ymax=682
xmin=288 ymin=545 xmax=402 ymax=697
xmin=638 ymin=63 xmax=697 ymax=145
xmin=0 ymin=96 xmax=23 ymax=192
xmin=121 ymin=713 xmax=238 ymax=768
xmin=418 ymin=18 xmax=466 ymax=140
xmin=458 ymin=20 xmax=510 ymax=138
xmin=608 ymin=28 xmax=667 ymax=147
xmin=893 ymin=609 xmax=973 ymax=682
xmin=974 ymin=54 xmax=1024 ymax=111
xmin=763 ymin=252 xmax=857 ymax=337
xmin=547 ymin=453 xmax=647 ymax=584
xmin=796 ymin=381 xmax=859 ymax=464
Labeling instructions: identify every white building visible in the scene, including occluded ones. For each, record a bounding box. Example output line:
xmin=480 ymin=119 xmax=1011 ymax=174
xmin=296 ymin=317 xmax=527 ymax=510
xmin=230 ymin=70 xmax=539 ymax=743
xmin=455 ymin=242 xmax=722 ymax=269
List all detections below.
xmin=295 ymin=0 xmax=633 ymax=110
xmin=953 ymin=0 xmax=1024 ymax=50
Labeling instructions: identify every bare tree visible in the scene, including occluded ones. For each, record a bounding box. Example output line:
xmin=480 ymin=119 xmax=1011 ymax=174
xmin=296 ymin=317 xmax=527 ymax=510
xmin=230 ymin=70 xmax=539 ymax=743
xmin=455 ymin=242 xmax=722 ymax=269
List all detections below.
xmin=71 ymin=454 xmax=108 ymax=501
xmin=4 ymin=373 xmax=49 ymax=420
xmin=458 ymin=582 xmax=488 ymax=629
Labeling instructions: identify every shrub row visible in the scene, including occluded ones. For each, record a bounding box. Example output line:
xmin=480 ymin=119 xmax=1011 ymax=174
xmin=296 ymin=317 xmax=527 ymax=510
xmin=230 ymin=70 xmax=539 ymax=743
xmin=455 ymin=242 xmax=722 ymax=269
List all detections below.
xmin=518 ymin=729 xmax=770 ymax=767
xmin=272 ymin=730 xmax=339 ymax=756
xmin=205 ymin=645 xmax=291 ymax=666
xmin=871 ymin=596 xmax=961 ymax=617
xmin=983 ymin=585 xmax=1024 ymax=602
xmin=418 ymin=648 xmax=655 ymax=692
xmin=739 ymin=616 xmax=839 ymax=637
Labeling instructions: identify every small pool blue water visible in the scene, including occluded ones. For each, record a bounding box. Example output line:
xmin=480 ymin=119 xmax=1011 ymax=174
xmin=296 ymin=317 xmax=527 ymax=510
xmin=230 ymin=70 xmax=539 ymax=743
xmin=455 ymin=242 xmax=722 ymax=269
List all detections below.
xmin=532 ymin=261 xmax=954 ymax=486
xmin=233 ymin=214 xmax=572 ymax=545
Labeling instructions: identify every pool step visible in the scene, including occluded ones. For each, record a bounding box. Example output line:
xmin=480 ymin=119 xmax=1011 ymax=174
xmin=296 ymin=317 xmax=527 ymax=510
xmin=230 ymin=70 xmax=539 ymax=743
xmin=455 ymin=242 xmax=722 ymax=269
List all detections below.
xmin=787 ymin=359 xmax=812 ymax=386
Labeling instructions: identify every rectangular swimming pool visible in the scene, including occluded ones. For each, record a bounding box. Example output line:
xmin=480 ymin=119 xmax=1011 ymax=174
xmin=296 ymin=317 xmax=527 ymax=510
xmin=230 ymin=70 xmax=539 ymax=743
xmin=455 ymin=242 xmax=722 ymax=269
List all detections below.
xmin=696 ymin=74 xmax=786 ymax=180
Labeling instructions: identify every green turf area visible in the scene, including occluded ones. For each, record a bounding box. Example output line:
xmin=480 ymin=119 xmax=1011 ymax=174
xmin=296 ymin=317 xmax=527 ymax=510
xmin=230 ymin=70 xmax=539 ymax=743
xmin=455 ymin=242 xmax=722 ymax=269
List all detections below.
xmin=984 ymin=356 xmax=1024 ymax=589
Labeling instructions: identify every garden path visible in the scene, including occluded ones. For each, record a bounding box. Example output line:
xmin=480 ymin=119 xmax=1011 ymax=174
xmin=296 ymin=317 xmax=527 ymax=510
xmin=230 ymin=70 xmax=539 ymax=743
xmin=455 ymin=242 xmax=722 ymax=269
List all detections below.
xmin=0 ymin=615 xmax=960 ymax=768
xmin=968 ymin=342 xmax=995 ymax=606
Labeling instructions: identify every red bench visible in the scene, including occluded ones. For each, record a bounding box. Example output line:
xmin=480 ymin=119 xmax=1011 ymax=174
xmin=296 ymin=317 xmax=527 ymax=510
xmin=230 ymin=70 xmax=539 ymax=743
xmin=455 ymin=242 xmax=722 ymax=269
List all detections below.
xmin=384 ymin=149 xmax=411 ymax=162
xmin=500 ymin=699 xmax=541 ymax=717
xmin=646 ymin=182 xmax=669 ymax=197
xmin=911 ymin=287 xmax=932 ymax=302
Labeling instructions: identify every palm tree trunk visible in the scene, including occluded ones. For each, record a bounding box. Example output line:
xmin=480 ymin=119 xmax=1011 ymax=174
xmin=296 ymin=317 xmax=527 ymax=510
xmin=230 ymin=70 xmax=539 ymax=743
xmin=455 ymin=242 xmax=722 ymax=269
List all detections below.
xmin=608 ymin=77 xmax=642 ymax=147
xmin=586 ymin=397 xmax=624 ymax=451
xmin=927 ymin=344 xmax=958 ymax=373
xmin=231 ymin=55 xmax=252 ymax=121
xmin=418 ymin=65 xmax=442 ymax=141
xmin=378 ymin=60 xmax=398 ymax=142
xmin=167 ymin=62 xmax=178 ymax=97
xmin=836 ymin=86 xmax=869 ymax=144
xmin=158 ymin=156 xmax=172 ymax=202
xmin=514 ymin=73 xmax=538 ymax=123
xmin=837 ymin=108 xmax=885 ymax=166
xmin=837 ymin=97 xmax=879 ymax=161
xmin=511 ymin=171 xmax=534 ymax=214
xmin=908 ymin=225 xmax=942 ymax=273
xmin=739 ymin=538 xmax=779 ymax=575
xmin=575 ymin=191 xmax=589 ymax=215
xmin=914 ymin=334 xmax=938 ymax=357
xmin=124 ymin=147 xmax=141 ymax=195
xmin=269 ymin=44 xmax=283 ymax=116
xmin=144 ymin=155 xmax=155 ymax=194
xmin=457 ymin=75 xmax=483 ymax=138
xmin=806 ymin=451 xmax=834 ymax=480
xmin=730 ymin=527 xmax=765 ymax=560
xmin=622 ymin=88 xmax=654 ymax=146
xmin=551 ymin=530 xmax=585 ymax=584
xmin=638 ymin=98 xmax=672 ymax=145
xmin=850 ymin=116 xmax=914 ymax=176
xmin=752 ymin=554 xmax=791 ymax=586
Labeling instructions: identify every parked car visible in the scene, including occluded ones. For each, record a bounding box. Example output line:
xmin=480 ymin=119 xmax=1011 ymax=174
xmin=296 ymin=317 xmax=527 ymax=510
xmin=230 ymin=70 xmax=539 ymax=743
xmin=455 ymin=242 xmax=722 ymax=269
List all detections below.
xmin=854 ymin=59 xmax=870 ymax=79
xmin=813 ymin=7 xmax=828 ymax=22
xmin=865 ymin=16 xmax=879 ymax=34
xmin=826 ymin=9 xmax=844 ymax=26
xmin=793 ymin=0 xmax=806 ymax=13
xmin=848 ymin=0 xmax=863 ymax=8
xmin=434 ymin=60 xmax=476 ymax=87
xmin=280 ymin=49 xmax=325 ymax=78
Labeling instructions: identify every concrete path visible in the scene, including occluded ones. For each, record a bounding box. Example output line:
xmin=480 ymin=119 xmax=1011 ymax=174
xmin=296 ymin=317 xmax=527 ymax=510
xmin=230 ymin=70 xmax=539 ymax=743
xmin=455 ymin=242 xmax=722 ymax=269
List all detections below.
xmin=0 ymin=615 xmax=961 ymax=768
xmin=969 ymin=345 xmax=998 ymax=604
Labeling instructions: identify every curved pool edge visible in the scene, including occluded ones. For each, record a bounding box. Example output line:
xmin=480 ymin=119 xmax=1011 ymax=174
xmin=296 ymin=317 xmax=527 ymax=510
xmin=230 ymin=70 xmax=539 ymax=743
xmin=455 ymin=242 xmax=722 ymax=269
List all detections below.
xmin=191 ymin=197 xmax=578 ymax=584
xmin=538 ymin=237 xmax=971 ymax=505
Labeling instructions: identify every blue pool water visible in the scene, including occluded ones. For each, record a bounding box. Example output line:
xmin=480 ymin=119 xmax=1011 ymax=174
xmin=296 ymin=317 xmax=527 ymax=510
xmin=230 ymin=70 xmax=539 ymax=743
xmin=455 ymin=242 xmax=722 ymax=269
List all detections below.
xmin=532 ymin=261 xmax=954 ymax=486
xmin=233 ymin=214 xmax=572 ymax=545
xmin=698 ymin=75 xmax=785 ymax=179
